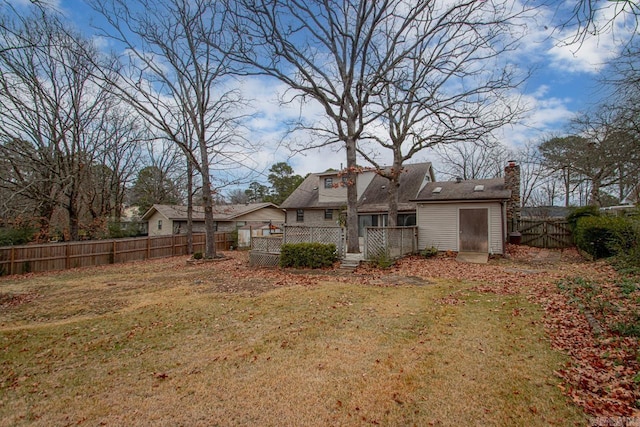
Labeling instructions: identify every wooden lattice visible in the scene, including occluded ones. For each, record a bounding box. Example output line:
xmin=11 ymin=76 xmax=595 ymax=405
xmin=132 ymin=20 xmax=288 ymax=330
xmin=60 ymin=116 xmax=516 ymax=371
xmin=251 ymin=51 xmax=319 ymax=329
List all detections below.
xmin=249 ymin=251 xmax=280 ymax=268
xmin=364 ymin=227 xmax=418 ymax=260
xmin=249 ymin=226 xmax=346 ymax=268
xmin=252 ymin=236 xmax=283 ymax=253
xmin=283 ymin=226 xmax=345 ymax=256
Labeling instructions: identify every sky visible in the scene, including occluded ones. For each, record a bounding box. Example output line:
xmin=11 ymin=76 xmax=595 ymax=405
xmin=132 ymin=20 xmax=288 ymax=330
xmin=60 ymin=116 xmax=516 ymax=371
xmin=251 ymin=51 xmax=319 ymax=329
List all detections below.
xmin=5 ymin=0 xmax=637 ymax=187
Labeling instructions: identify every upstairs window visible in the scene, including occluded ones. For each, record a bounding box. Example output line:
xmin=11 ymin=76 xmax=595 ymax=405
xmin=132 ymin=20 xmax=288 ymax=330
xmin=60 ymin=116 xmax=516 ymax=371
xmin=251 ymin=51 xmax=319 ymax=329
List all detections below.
xmin=324 ymin=209 xmax=333 ymax=220
xmin=157 ymin=220 xmax=163 ymax=230
xmin=324 ymin=177 xmax=333 ymax=188
xmin=296 ymin=209 xmax=304 ymax=222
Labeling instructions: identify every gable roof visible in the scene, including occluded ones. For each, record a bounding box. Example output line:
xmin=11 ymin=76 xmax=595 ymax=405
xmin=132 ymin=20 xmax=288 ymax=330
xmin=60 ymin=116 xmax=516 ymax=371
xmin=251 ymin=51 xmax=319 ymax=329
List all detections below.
xmin=414 ymin=178 xmax=511 ymax=202
xmin=358 ymin=164 xmax=434 ymax=213
xmin=280 ymin=162 xmax=434 ymax=211
xmin=142 ymin=203 xmax=282 ymax=222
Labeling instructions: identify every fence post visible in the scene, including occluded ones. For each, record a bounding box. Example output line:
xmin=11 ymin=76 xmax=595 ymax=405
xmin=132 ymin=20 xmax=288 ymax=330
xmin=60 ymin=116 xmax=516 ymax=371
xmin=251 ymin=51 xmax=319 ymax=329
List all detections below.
xmin=10 ymin=247 xmax=15 ymax=275
xmin=146 ymin=236 xmax=151 ymax=260
xmin=65 ymin=242 xmax=70 ymax=270
xmin=112 ymin=240 xmax=117 ymax=264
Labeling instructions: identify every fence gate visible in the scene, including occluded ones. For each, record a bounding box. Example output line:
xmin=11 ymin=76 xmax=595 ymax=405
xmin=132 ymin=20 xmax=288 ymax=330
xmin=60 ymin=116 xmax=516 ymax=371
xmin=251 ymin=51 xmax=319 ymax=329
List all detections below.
xmin=517 ymin=219 xmax=573 ymax=249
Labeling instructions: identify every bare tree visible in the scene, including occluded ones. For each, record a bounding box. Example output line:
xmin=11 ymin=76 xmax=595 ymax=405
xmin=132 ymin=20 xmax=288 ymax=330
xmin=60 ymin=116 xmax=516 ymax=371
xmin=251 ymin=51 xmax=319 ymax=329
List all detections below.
xmin=84 ymin=105 xmax=145 ymax=232
xmin=229 ymin=0 xmax=435 ymax=252
xmin=0 ymin=8 xmax=121 ymax=240
xmin=540 ymin=108 xmax=640 ymax=206
xmin=91 ymin=0 xmax=249 ymax=258
xmin=229 ymin=0 xmax=532 ymax=243
xmin=356 ymin=0 xmax=529 ymax=226
xmin=512 ymin=139 xmax=547 ymax=208
xmin=558 ymin=0 xmax=639 ymax=46
xmin=435 ymin=141 xmax=511 ymax=181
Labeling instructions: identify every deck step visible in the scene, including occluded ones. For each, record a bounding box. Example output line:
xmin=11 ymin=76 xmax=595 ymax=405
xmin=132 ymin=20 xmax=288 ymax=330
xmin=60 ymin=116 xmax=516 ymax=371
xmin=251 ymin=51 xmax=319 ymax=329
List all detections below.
xmin=339 ymin=253 xmax=364 ymax=271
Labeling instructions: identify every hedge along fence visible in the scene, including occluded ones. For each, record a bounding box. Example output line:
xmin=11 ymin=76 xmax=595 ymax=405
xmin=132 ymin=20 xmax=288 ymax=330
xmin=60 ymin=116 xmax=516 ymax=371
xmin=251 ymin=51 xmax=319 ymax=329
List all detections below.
xmin=574 ymin=216 xmax=637 ymax=259
xmin=0 ymin=233 xmax=232 ymax=276
xmin=279 ymin=243 xmax=338 ymax=268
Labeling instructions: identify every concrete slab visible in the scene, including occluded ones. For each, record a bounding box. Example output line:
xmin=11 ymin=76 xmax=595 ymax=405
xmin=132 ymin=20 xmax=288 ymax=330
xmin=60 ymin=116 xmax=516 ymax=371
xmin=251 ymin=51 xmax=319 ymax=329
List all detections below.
xmin=456 ymin=252 xmax=489 ymax=264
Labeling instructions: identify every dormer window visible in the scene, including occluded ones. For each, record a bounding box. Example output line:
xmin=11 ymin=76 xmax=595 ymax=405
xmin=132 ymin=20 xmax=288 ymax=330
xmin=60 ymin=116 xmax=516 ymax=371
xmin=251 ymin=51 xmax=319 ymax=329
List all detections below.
xmin=324 ymin=177 xmax=333 ymax=189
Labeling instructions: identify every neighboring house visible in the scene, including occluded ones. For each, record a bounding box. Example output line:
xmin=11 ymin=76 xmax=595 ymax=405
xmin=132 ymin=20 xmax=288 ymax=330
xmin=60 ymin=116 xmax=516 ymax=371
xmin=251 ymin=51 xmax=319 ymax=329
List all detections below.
xmin=521 ymin=206 xmax=572 ymax=219
xmin=142 ymin=203 xmax=285 ymax=237
xmin=279 ymin=162 xmax=436 ymax=236
xmin=413 ymin=162 xmax=520 ymax=255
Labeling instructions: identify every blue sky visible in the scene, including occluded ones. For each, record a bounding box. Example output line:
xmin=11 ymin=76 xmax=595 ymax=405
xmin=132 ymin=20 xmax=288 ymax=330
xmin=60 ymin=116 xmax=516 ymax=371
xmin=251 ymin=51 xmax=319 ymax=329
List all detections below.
xmin=6 ymin=0 xmax=636 ymax=180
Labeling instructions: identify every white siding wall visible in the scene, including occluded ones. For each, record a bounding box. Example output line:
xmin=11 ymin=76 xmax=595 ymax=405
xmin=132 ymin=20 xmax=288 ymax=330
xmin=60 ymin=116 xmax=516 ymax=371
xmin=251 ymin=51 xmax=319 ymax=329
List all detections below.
xmin=417 ymin=202 xmax=505 ymax=254
xmin=236 ymin=207 xmax=285 ymax=223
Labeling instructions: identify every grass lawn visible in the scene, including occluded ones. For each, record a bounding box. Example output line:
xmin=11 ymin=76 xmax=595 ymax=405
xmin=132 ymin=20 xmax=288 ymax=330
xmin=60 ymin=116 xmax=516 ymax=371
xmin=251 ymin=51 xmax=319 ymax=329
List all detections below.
xmin=0 ymin=252 xmax=586 ymax=426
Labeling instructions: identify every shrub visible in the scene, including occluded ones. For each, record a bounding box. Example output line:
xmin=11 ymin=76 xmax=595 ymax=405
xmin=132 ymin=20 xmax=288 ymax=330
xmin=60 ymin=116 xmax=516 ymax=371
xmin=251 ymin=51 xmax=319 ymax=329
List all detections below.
xmin=279 ymin=243 xmax=338 ymax=268
xmin=420 ymin=246 xmax=438 ymax=258
xmin=566 ymin=205 xmax=599 ymax=232
xmin=370 ymin=251 xmax=395 ymax=269
xmin=192 ymin=252 xmax=203 ymax=260
xmin=574 ymin=215 xmax=637 ymax=259
xmin=0 ymin=226 xmax=35 ymax=246
xmin=107 ymin=221 xmax=144 ymax=238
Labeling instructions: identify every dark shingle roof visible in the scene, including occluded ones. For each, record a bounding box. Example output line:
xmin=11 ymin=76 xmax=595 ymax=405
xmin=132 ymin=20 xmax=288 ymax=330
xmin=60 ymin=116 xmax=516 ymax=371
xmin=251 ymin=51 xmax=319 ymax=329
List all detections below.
xmin=279 ymin=173 xmax=325 ymax=209
xmin=142 ymin=203 xmax=281 ymax=221
xmin=358 ymin=164 xmax=433 ymax=213
xmin=414 ymin=178 xmax=510 ymax=202
xmin=280 ymin=162 xmax=434 ymax=211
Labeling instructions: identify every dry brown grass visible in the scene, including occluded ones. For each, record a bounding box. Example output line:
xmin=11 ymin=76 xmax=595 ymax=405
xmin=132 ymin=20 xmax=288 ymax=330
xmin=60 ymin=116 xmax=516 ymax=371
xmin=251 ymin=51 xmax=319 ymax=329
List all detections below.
xmin=0 ymin=252 xmax=586 ymax=426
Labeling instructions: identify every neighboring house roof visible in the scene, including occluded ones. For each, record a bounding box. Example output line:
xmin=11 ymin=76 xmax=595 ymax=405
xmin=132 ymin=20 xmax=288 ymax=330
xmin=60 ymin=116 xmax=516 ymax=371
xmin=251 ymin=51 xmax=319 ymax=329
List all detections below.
xmin=521 ymin=206 xmax=572 ymax=218
xmin=141 ymin=203 xmax=283 ymax=222
xmin=280 ymin=162 xmax=434 ymax=211
xmin=413 ymin=178 xmax=511 ymax=202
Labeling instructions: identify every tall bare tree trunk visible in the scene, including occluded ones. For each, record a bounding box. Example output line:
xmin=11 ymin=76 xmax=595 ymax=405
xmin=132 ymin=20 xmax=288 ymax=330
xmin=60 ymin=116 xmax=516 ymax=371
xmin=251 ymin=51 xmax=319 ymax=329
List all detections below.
xmin=199 ymin=141 xmax=216 ymax=259
xmin=186 ymin=158 xmax=194 ymax=255
xmin=345 ymin=138 xmax=359 ymax=253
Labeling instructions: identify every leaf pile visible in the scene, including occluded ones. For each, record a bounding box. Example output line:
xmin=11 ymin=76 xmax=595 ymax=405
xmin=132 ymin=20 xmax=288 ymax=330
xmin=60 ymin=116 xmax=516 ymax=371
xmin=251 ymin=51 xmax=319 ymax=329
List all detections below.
xmin=127 ymin=246 xmax=640 ymax=416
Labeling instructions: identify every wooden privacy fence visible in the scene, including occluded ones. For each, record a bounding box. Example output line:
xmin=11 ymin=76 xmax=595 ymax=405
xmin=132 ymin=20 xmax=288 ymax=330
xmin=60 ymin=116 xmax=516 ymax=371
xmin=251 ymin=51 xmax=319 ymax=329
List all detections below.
xmin=517 ymin=219 xmax=573 ymax=249
xmin=0 ymin=233 xmax=232 ymax=276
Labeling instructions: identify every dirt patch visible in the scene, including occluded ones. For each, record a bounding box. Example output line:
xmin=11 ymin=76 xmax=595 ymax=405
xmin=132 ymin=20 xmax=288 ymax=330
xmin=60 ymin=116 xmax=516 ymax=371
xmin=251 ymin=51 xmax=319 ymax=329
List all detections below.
xmin=370 ymin=274 xmax=433 ymax=286
xmin=0 ymin=292 xmax=39 ymax=309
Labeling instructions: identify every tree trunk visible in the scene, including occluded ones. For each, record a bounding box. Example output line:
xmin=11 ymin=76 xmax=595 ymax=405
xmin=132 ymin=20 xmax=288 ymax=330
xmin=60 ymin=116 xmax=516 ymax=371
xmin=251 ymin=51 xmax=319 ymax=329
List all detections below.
xmin=68 ymin=202 xmax=80 ymax=241
xmin=386 ymin=160 xmax=403 ymax=228
xmin=199 ymin=140 xmax=217 ymax=259
xmin=563 ymin=168 xmax=571 ymax=207
xmin=387 ymin=179 xmax=400 ymax=227
xmin=590 ymin=178 xmax=602 ymax=207
xmin=345 ymin=137 xmax=359 ymax=253
xmin=186 ymin=158 xmax=193 ymax=255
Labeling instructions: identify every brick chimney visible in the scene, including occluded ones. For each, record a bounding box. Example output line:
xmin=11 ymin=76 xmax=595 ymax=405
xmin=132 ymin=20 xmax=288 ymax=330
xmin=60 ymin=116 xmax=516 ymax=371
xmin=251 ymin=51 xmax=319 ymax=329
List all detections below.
xmin=504 ymin=160 xmax=521 ymax=234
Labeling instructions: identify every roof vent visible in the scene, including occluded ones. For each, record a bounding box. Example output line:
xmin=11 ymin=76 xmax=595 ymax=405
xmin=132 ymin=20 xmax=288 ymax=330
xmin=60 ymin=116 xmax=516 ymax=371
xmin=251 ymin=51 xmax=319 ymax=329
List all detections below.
xmin=432 ymin=187 xmax=442 ymax=194
xmin=474 ymin=185 xmax=485 ymax=192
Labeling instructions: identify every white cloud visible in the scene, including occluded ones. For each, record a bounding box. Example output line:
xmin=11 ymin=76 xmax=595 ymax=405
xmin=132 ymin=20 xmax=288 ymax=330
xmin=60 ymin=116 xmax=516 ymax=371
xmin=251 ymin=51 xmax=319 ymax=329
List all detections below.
xmin=498 ymin=86 xmax=576 ymax=149
xmin=544 ymin=1 xmax=635 ymax=74
xmin=547 ymin=33 xmax=621 ymax=74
